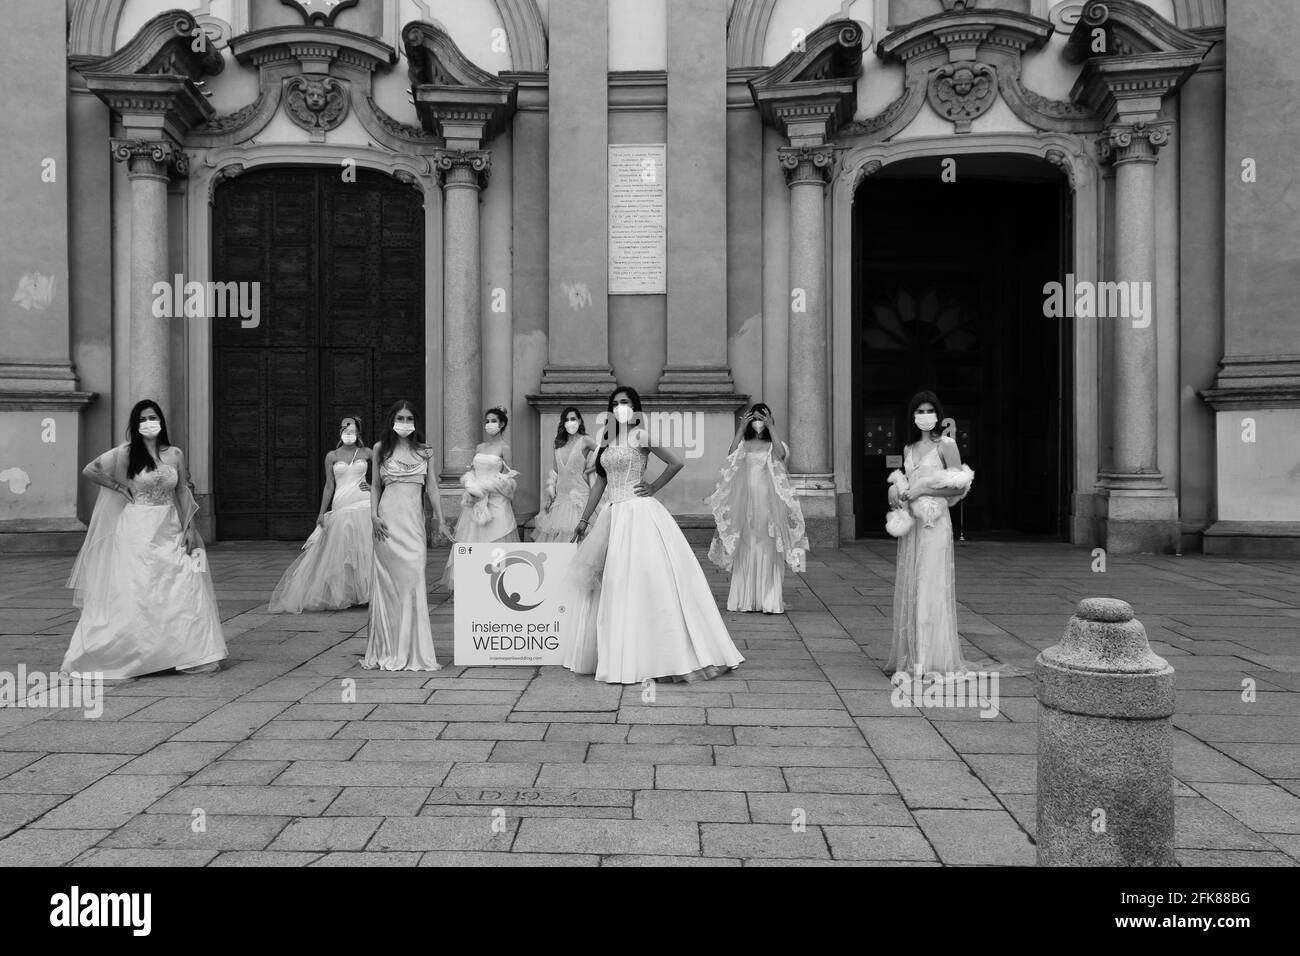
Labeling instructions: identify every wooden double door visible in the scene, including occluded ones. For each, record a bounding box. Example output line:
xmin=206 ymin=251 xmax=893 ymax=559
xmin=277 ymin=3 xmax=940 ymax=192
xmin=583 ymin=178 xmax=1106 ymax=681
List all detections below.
xmin=212 ymin=168 xmax=425 ymax=540
xmin=851 ymin=176 xmax=1072 ymax=538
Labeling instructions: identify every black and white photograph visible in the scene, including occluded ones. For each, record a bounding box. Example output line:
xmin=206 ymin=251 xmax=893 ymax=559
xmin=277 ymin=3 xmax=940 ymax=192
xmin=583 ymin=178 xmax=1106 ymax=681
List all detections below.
xmin=0 ymin=0 xmax=1294 ymax=927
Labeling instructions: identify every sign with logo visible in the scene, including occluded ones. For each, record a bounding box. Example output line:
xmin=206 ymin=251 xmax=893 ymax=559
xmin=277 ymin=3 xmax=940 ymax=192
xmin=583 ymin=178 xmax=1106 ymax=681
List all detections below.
xmin=453 ymin=543 xmax=582 ymax=666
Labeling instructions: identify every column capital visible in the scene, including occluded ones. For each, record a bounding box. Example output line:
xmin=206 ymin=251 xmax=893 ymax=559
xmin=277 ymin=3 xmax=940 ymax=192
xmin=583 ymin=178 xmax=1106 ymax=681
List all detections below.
xmin=433 ymin=149 xmax=491 ymax=190
xmin=110 ymin=138 xmax=189 ymax=180
xmin=1098 ymin=121 xmax=1172 ymax=166
xmin=778 ymin=145 xmax=835 ymax=187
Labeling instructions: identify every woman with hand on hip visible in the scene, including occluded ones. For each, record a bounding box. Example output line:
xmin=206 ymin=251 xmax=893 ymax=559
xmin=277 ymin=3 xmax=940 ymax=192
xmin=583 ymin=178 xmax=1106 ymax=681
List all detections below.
xmin=270 ymin=416 xmax=374 ymax=613
xmin=63 ymin=399 xmax=227 ymax=678
xmin=707 ymin=402 xmax=808 ymax=613
xmin=564 ymin=385 xmax=743 ymax=684
xmin=364 ymin=400 xmax=451 ymax=671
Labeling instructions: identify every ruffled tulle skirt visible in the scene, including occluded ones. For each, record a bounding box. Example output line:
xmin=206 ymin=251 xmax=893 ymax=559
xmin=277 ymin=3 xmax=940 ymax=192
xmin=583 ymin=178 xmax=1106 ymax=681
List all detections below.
xmin=440 ymin=492 xmax=519 ymax=590
xmin=564 ymin=497 xmax=744 ymax=684
xmin=531 ymin=489 xmax=599 ymax=543
xmin=726 ymin=530 xmax=785 ymax=613
xmin=61 ymin=503 xmax=227 ymax=679
xmin=268 ymin=502 xmax=372 ymax=613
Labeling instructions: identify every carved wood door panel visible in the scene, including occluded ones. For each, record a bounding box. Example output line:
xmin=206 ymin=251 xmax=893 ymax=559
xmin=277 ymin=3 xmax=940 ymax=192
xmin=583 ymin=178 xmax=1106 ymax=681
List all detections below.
xmin=213 ymin=168 xmax=425 ymax=540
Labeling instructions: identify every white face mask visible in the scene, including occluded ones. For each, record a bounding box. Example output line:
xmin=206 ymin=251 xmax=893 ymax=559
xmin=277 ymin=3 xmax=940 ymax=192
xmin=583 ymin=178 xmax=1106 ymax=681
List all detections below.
xmin=393 ymin=422 xmax=415 ymax=437
xmin=914 ymin=412 xmax=938 ymax=432
xmin=564 ymin=421 xmax=580 ymax=435
xmin=340 ymin=433 xmax=357 ymax=445
xmin=752 ymin=422 xmax=766 ymax=433
xmin=613 ymin=404 xmax=633 ymax=424
xmin=485 ymin=422 xmax=501 ymax=436
xmin=138 ymin=420 xmax=161 ymax=438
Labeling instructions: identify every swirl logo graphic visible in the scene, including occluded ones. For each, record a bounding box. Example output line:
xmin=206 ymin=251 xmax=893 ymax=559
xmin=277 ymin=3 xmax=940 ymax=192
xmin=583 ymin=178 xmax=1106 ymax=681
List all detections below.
xmin=483 ymin=548 xmax=548 ymax=611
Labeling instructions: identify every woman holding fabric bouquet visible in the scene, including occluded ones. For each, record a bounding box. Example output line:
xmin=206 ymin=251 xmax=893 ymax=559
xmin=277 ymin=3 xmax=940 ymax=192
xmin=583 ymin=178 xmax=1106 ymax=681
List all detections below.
xmin=707 ymin=402 xmax=808 ymax=614
xmin=563 ymin=385 xmax=743 ymax=684
xmin=62 ymin=399 xmax=227 ymax=678
xmin=885 ymin=390 xmax=978 ymax=682
xmin=439 ymin=406 xmax=520 ymax=590
xmin=269 ymin=416 xmax=373 ymax=613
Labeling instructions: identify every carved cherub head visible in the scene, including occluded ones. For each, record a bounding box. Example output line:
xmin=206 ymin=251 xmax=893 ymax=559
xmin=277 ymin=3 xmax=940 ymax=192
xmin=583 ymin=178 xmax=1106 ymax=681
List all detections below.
xmin=303 ymin=79 xmax=329 ymax=113
xmin=951 ymin=66 xmax=976 ymax=97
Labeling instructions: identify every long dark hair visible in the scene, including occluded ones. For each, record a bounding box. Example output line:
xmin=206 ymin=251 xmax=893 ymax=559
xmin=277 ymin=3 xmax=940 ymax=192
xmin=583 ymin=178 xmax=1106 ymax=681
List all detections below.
xmin=593 ymin=385 xmax=644 ymax=481
xmin=906 ymin=390 xmax=945 ymax=445
xmin=742 ymin=402 xmax=773 ymax=443
xmin=376 ymin=399 xmax=426 ymax=471
xmin=126 ymin=399 xmax=170 ymax=479
xmin=554 ymin=406 xmax=587 ymax=449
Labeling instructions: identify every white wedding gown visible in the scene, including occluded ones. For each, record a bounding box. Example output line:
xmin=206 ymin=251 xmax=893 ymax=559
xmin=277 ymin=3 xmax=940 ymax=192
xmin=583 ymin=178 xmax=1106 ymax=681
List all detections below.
xmin=565 ymin=442 xmax=744 ymax=684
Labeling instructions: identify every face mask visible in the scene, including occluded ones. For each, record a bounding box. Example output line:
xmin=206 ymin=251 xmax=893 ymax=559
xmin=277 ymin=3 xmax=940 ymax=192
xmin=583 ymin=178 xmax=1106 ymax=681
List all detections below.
xmin=914 ymin=413 xmax=937 ymax=432
xmin=138 ymin=420 xmax=161 ymax=438
xmin=564 ymin=421 xmax=580 ymax=435
xmin=393 ymin=422 xmax=415 ymax=437
xmin=752 ymin=422 xmax=766 ymax=433
xmin=485 ymin=422 xmax=501 ymax=436
xmin=613 ymin=405 xmax=633 ymax=424
xmin=340 ymin=433 xmax=357 ymax=445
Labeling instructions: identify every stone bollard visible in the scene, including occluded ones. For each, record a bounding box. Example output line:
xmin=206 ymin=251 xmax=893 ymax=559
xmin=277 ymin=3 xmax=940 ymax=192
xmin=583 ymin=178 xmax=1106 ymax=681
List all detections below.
xmin=1036 ymin=597 xmax=1175 ymax=866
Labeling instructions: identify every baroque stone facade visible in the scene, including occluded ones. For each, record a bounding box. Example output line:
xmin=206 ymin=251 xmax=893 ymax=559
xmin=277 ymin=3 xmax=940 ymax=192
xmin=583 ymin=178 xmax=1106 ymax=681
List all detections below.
xmin=2 ymin=0 xmax=1294 ymax=556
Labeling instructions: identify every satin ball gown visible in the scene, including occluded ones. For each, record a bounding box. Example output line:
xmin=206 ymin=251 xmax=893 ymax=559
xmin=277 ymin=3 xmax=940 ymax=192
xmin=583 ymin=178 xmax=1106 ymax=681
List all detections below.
xmin=62 ymin=460 xmax=227 ymax=679
xmin=439 ymin=451 xmax=520 ymax=590
xmin=532 ymin=440 xmax=604 ymax=542
xmin=565 ymin=441 xmax=744 ymax=684
xmin=269 ymin=455 xmax=373 ymax=613
xmin=363 ymin=449 xmax=440 ymax=671
xmin=887 ymin=439 xmax=976 ymax=681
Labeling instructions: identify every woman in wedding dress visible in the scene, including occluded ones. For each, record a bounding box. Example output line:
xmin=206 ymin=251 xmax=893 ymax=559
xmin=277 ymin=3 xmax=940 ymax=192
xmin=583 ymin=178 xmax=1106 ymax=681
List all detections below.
xmin=364 ymin=400 xmax=451 ymax=671
xmin=564 ymin=385 xmax=743 ymax=684
xmin=269 ymin=417 xmax=373 ymax=613
xmin=886 ymin=391 xmax=977 ymax=681
xmin=707 ymin=402 xmax=808 ymax=613
xmin=439 ymin=406 xmax=520 ymax=590
xmin=63 ymin=399 xmax=227 ymax=678
xmin=531 ymin=406 xmax=602 ymax=542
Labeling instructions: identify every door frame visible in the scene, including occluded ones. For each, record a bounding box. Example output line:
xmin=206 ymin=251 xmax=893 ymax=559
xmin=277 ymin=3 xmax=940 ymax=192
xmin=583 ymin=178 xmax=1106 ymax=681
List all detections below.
xmin=184 ymin=145 xmax=441 ymax=539
xmin=829 ymin=131 xmax=1102 ymax=545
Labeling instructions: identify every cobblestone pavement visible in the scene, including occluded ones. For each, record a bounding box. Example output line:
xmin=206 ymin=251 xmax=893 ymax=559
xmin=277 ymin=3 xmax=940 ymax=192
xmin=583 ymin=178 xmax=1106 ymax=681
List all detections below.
xmin=0 ymin=541 xmax=1296 ymax=866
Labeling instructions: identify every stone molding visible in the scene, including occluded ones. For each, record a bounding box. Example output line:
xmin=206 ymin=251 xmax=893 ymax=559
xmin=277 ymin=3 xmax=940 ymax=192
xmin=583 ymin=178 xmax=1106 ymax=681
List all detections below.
xmin=748 ymin=20 xmax=864 ymax=145
xmin=779 ymin=144 xmax=836 ymax=186
xmin=1098 ymin=120 xmax=1171 ymax=165
xmin=110 ymin=137 xmax=189 ymax=179
xmin=1201 ymin=355 xmax=1300 ymax=410
xmin=403 ymin=21 xmax=518 ymax=147
xmin=433 ymin=149 xmax=492 ymax=190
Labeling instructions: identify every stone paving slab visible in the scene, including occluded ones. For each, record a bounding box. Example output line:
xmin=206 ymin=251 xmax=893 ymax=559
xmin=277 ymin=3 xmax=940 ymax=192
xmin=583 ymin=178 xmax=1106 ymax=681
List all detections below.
xmin=1 ymin=540 xmax=1297 ymax=866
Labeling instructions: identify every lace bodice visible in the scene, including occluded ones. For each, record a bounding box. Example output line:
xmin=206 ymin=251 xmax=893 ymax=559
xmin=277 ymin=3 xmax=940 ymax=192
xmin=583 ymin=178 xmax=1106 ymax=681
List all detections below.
xmin=131 ymin=462 xmax=178 ymax=505
xmin=602 ymin=444 xmax=647 ymax=503
xmin=382 ymin=452 xmax=428 ymax=486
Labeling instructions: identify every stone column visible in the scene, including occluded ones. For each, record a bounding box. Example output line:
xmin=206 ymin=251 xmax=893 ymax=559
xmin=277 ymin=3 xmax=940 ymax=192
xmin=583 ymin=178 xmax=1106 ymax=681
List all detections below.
xmin=659 ymin=0 xmax=734 ymax=393
xmin=1097 ymin=122 xmax=1178 ymax=553
xmin=436 ymin=149 xmax=490 ymax=478
xmin=111 ymin=139 xmax=185 ymax=416
xmin=779 ymin=144 xmax=837 ymax=547
xmin=538 ymin=0 xmax=615 ymax=393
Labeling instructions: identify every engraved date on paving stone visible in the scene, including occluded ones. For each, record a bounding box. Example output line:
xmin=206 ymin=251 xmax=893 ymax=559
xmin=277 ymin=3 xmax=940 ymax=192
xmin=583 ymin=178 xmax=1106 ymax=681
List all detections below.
xmin=425 ymin=788 xmax=631 ymax=808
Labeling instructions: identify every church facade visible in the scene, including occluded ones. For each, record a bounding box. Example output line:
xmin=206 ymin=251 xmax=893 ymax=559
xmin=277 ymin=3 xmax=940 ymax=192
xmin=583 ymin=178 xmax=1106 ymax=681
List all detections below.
xmin=1 ymin=0 xmax=1295 ymax=555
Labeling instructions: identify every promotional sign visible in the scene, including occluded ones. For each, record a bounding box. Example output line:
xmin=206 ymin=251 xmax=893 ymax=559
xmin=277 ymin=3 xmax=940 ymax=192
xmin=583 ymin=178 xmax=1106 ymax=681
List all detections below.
xmin=452 ymin=542 xmax=581 ymax=666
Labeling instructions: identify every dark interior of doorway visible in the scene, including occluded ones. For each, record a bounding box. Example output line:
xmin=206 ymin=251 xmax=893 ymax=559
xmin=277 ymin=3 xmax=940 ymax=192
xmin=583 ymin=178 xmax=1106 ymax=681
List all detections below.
xmin=211 ymin=167 xmax=425 ymax=540
xmin=851 ymin=156 xmax=1072 ymax=539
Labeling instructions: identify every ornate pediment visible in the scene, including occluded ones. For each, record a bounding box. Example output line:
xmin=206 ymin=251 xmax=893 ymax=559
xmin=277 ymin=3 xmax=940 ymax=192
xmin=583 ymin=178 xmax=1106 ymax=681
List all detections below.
xmin=72 ymin=11 xmax=224 ymax=142
xmin=1066 ymin=0 xmax=1215 ymax=125
xmin=403 ymin=22 xmax=517 ymax=147
xmin=748 ymin=20 xmax=865 ymax=145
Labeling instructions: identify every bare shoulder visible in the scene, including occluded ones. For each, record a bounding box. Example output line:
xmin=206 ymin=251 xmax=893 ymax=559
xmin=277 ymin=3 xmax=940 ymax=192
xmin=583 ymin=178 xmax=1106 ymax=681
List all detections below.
xmin=163 ymin=445 xmax=186 ymax=463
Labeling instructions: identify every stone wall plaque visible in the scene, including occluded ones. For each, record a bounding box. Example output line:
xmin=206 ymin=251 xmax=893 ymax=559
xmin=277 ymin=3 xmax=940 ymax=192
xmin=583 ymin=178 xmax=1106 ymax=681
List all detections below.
xmin=608 ymin=144 xmax=666 ymax=295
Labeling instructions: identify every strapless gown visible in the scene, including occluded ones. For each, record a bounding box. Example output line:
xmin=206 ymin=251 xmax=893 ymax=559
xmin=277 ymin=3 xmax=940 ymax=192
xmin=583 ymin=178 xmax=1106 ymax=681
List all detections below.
xmin=61 ymin=462 xmax=228 ymax=678
xmin=440 ymin=451 xmax=519 ymax=590
xmin=269 ymin=457 xmax=373 ymax=613
xmin=565 ymin=442 xmax=744 ymax=684
xmin=532 ymin=440 xmax=604 ymax=542
xmin=364 ymin=450 xmax=440 ymax=671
